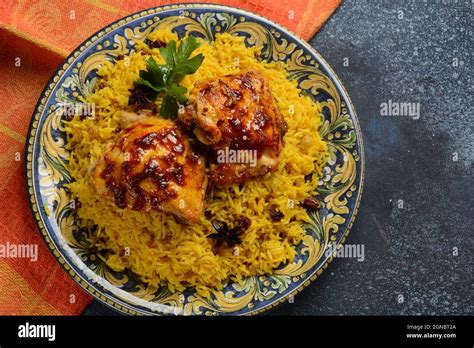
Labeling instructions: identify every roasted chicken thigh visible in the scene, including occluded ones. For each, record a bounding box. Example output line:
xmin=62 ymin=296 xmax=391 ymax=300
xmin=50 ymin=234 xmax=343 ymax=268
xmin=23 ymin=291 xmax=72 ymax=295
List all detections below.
xmin=179 ymin=70 xmax=287 ymax=185
xmin=94 ymin=117 xmax=207 ymax=224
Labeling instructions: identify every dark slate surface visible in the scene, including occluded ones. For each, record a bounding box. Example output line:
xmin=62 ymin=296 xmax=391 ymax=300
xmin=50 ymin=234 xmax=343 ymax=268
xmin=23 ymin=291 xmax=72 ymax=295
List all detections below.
xmin=83 ymin=0 xmax=473 ymax=316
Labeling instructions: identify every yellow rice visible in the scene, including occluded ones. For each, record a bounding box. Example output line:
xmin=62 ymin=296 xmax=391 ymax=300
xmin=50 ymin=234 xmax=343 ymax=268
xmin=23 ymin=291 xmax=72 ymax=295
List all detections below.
xmin=65 ymin=29 xmax=328 ymax=297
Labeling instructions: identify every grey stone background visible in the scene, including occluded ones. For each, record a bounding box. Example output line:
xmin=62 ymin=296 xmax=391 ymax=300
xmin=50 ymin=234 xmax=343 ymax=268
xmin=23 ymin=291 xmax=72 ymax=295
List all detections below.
xmin=83 ymin=0 xmax=473 ymax=316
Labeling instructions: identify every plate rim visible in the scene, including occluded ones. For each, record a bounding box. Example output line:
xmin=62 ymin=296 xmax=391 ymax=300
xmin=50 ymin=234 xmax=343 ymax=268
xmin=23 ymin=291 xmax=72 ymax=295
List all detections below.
xmin=24 ymin=2 xmax=365 ymax=316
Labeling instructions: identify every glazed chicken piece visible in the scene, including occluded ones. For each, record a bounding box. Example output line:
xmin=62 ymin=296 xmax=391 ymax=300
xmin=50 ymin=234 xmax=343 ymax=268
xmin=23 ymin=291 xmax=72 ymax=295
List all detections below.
xmin=94 ymin=117 xmax=207 ymax=224
xmin=179 ymin=70 xmax=287 ymax=185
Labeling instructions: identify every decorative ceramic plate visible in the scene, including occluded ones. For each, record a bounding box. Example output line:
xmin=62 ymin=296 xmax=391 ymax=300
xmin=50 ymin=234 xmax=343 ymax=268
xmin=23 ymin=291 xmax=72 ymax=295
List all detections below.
xmin=25 ymin=4 xmax=364 ymax=315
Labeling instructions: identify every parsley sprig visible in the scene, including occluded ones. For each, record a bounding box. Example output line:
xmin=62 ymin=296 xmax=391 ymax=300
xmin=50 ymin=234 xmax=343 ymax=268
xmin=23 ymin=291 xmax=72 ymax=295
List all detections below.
xmin=134 ymin=36 xmax=204 ymax=118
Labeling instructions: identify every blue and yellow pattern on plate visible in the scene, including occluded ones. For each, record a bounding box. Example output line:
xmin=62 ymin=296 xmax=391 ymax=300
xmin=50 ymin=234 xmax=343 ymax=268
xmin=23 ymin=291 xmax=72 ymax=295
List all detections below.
xmin=25 ymin=4 xmax=364 ymax=315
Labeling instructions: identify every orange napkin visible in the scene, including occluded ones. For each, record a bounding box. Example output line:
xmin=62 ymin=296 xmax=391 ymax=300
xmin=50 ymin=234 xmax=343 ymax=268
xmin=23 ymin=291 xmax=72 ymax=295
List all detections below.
xmin=0 ymin=0 xmax=341 ymax=315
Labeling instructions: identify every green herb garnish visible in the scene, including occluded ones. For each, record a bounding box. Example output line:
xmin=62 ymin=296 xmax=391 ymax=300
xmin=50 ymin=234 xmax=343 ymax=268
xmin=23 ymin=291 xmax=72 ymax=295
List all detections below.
xmin=134 ymin=36 xmax=204 ymax=118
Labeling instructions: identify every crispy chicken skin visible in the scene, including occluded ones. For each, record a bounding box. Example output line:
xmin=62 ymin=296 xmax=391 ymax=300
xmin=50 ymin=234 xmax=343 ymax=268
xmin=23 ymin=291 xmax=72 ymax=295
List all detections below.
xmin=179 ymin=70 xmax=287 ymax=185
xmin=94 ymin=117 xmax=207 ymax=224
